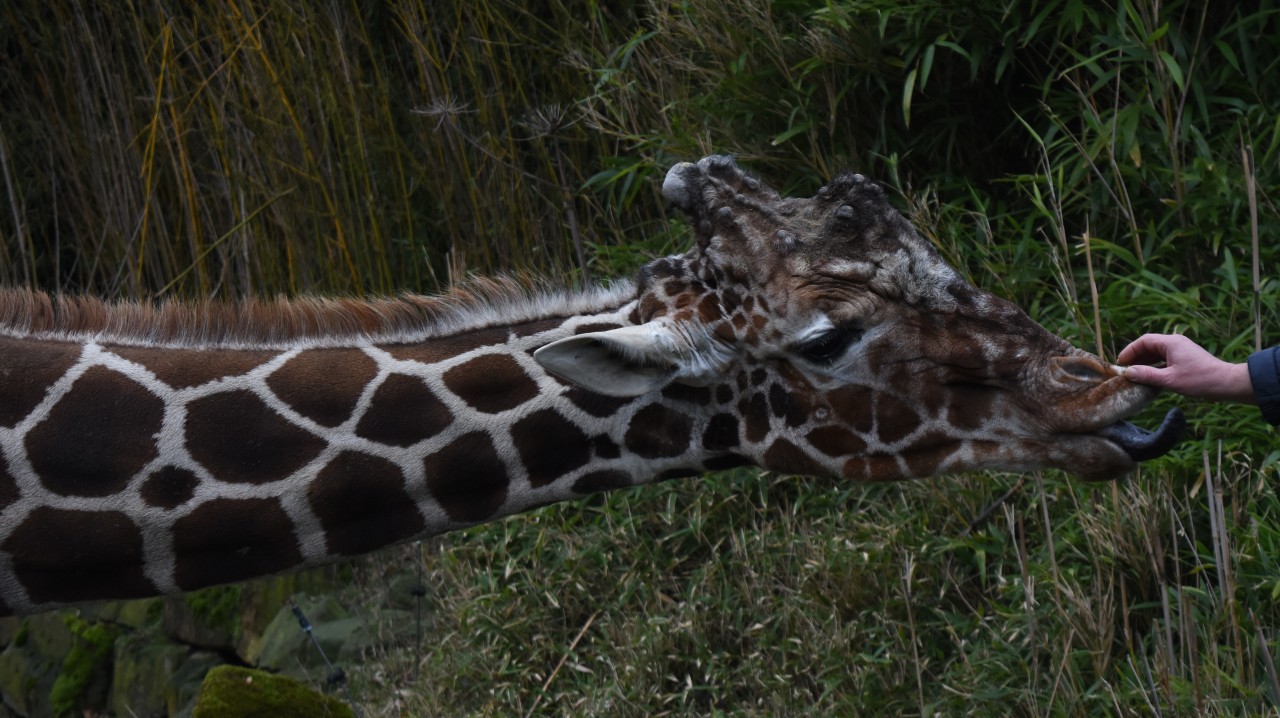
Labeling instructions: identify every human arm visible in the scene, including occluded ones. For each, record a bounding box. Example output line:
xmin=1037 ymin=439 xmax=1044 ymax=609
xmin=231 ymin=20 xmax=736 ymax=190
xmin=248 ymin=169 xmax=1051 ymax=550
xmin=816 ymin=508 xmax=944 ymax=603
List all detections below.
xmin=1116 ymin=334 xmax=1256 ymax=402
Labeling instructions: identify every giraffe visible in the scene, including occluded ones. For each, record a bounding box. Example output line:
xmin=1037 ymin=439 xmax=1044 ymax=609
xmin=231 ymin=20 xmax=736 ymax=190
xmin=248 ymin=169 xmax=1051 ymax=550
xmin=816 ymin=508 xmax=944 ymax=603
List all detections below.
xmin=0 ymin=155 xmax=1183 ymax=616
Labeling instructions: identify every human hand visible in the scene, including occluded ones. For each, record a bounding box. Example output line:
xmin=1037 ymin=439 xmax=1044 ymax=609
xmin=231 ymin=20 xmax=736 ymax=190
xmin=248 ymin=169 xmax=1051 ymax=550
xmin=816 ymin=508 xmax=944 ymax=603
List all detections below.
xmin=1116 ymin=333 xmax=1255 ymax=403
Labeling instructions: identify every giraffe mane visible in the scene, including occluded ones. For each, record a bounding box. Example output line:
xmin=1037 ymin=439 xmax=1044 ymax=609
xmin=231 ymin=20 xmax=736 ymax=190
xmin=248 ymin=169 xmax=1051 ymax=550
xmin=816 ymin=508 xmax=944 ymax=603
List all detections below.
xmin=0 ymin=276 xmax=637 ymax=349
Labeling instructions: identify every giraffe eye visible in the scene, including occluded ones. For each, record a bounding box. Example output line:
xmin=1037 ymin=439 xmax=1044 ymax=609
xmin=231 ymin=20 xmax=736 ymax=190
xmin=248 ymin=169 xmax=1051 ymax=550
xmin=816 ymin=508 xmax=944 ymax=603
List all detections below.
xmin=797 ymin=324 xmax=863 ymax=365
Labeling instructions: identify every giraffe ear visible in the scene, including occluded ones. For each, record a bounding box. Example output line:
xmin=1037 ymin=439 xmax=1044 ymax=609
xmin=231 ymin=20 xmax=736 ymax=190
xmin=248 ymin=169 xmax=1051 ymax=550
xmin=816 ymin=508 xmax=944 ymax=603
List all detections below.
xmin=534 ymin=323 xmax=702 ymax=397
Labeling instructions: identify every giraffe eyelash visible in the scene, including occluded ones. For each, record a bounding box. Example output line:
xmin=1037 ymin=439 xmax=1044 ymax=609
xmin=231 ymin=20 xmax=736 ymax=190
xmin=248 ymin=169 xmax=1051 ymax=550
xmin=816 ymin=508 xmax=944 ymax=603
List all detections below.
xmin=796 ymin=323 xmax=864 ymax=365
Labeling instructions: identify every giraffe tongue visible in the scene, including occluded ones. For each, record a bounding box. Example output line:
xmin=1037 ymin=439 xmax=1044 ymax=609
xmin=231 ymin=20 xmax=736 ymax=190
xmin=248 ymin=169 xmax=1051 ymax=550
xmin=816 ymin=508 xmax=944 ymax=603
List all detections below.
xmin=1094 ymin=407 xmax=1186 ymax=462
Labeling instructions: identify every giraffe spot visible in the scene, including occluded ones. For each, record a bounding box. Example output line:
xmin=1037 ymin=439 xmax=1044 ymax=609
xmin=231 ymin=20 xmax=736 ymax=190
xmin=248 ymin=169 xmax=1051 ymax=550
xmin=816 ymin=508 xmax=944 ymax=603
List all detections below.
xmin=309 ymin=451 xmax=424 ymax=556
xmin=768 ymin=383 xmax=789 ymax=419
xmin=355 ymin=374 xmax=452 ymax=447
xmin=172 ymin=497 xmax=303 ymax=591
xmin=512 ymin=318 xmax=567 ymax=338
xmin=624 ymin=404 xmax=692 ymax=458
xmin=696 ymin=294 xmax=720 ymax=323
xmin=574 ymin=322 xmax=623 ymax=335
xmin=186 ymin=390 xmax=326 ymax=484
xmin=806 ymin=426 xmax=868 ymax=457
xmin=140 ymin=466 xmax=200 ymax=509
xmin=904 ymin=431 xmax=956 ymax=477
xmin=0 ymin=338 xmax=81 ymax=428
xmin=385 ymin=327 xmax=511 ymax=364
xmin=267 ymin=348 xmax=377 ymax=427
xmin=572 ymin=470 xmax=631 ymax=494
xmin=841 ymin=456 xmax=872 ymax=480
xmin=702 ymin=414 xmax=740 ymax=451
xmin=639 ymin=295 xmax=665 ymax=321
xmin=662 ymin=279 xmax=689 ymax=297
xmin=722 ymin=288 xmax=742 ymax=310
xmin=773 ymin=370 xmax=816 ymax=427
xmin=661 ymin=384 xmax=712 ymax=405
xmin=423 ymin=432 xmax=508 ymax=523
xmin=715 ymin=384 xmax=734 ymax=405
xmin=946 ymin=386 xmax=998 ymax=432
xmin=511 ymin=409 xmax=590 ymax=488
xmin=659 ymin=467 xmax=701 ymax=481
xmin=876 ymin=393 xmax=921 ymax=444
xmin=109 ymin=345 xmax=280 ymax=389
xmin=566 ymin=387 xmax=635 ymax=418
xmin=26 ymin=366 xmax=164 ymax=497
xmin=4 ymin=507 xmax=156 ymax=605
xmin=739 ymin=393 xmax=771 ymax=443
xmin=0 ymin=453 xmax=19 ymax=513
xmin=704 ymin=455 xmax=753 ymax=471
xmin=828 ymin=386 xmax=875 ymax=434
xmin=764 ymin=439 xmax=825 ymax=476
xmin=750 ymin=368 xmax=767 ymax=386
xmin=591 ymin=435 xmax=621 ymax=459
xmin=443 ymin=355 xmax=538 ymax=413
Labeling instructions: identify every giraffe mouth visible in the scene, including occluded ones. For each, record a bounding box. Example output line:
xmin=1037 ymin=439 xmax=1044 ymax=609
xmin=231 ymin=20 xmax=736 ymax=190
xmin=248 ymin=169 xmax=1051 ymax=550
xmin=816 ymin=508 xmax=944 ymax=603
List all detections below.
xmin=1092 ymin=407 xmax=1186 ymax=462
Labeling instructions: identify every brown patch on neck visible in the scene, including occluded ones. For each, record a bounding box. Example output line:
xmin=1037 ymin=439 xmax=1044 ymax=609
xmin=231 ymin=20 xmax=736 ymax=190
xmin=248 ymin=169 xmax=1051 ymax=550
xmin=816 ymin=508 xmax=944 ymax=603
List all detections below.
xmin=4 ymin=507 xmax=157 ymax=604
xmin=0 ymin=337 xmax=82 ymax=427
xmin=267 ymin=348 xmax=379 ymax=427
xmin=109 ymin=345 xmax=281 ymax=389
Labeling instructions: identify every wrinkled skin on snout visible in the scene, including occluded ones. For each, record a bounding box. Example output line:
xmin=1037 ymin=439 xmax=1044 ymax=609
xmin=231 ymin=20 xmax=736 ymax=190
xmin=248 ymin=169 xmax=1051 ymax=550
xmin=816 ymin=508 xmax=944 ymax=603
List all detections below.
xmin=537 ymin=156 xmax=1183 ymax=482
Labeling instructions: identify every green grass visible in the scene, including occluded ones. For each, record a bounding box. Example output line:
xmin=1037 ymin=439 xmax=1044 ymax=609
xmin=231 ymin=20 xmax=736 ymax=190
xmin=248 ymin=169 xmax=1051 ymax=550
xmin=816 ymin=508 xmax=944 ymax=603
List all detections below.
xmin=3 ymin=0 xmax=1280 ymax=715
xmin=341 ymin=462 xmax=1280 ymax=716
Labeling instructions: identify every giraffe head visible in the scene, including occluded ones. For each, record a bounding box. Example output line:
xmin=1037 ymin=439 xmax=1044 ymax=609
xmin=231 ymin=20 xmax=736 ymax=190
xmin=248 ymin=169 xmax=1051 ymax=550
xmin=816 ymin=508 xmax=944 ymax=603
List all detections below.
xmin=537 ymin=155 xmax=1183 ymax=481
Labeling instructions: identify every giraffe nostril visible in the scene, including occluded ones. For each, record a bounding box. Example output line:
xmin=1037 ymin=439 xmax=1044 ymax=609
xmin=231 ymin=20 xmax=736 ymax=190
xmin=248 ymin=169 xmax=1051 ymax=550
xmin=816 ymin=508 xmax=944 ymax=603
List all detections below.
xmin=1055 ymin=357 xmax=1108 ymax=383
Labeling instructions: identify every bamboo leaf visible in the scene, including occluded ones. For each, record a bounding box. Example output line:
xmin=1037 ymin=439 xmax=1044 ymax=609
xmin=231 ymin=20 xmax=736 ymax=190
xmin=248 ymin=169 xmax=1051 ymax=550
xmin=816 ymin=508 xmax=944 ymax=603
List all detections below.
xmin=1158 ymin=50 xmax=1185 ymax=90
xmin=902 ymin=66 xmax=918 ymax=127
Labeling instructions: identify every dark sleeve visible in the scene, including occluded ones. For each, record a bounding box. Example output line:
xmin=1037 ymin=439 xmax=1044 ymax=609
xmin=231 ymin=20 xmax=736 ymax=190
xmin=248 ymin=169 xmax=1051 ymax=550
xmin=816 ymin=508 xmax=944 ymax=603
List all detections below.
xmin=1247 ymin=346 xmax=1280 ymax=425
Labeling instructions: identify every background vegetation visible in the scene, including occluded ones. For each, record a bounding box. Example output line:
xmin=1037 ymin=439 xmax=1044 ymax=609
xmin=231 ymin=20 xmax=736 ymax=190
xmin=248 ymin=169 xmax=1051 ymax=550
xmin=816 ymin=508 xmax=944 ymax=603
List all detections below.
xmin=2 ymin=0 xmax=1280 ymax=714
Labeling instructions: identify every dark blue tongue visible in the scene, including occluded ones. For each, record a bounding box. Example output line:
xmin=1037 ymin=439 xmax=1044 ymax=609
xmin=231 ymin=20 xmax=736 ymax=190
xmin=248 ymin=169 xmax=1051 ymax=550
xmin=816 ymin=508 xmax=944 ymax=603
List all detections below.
xmin=1094 ymin=408 xmax=1186 ymax=462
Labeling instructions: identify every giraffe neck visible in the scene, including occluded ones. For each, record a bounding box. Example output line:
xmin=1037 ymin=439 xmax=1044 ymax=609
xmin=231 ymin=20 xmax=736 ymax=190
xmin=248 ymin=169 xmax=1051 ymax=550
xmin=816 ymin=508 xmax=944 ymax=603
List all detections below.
xmin=0 ymin=286 xmax=729 ymax=615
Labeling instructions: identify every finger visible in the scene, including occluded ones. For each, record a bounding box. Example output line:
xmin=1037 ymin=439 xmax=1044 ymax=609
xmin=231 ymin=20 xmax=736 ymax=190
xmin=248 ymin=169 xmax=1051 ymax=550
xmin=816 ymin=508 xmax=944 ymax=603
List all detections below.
xmin=1122 ymin=364 xmax=1169 ymax=388
xmin=1117 ymin=334 xmax=1174 ymax=366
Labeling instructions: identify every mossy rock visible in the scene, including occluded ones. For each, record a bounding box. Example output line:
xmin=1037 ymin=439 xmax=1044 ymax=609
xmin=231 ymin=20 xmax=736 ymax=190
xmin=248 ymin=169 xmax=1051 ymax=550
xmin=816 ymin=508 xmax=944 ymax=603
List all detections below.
xmin=192 ymin=665 xmax=354 ymax=718
xmin=85 ymin=597 xmax=164 ymax=629
xmin=50 ymin=616 xmax=119 ymax=716
xmin=0 ymin=616 xmax=25 ymax=648
xmin=252 ymin=596 xmax=350 ymax=675
xmin=108 ymin=633 xmax=198 ymax=717
xmin=0 ymin=644 xmax=46 ymax=716
xmin=164 ymin=566 xmax=341 ymax=659
xmin=0 ymin=613 xmax=77 ymax=716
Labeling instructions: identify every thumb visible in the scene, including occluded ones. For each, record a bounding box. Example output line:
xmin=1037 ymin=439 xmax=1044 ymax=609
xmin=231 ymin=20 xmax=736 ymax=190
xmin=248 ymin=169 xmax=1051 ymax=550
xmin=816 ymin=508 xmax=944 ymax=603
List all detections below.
xmin=1123 ymin=364 xmax=1166 ymax=387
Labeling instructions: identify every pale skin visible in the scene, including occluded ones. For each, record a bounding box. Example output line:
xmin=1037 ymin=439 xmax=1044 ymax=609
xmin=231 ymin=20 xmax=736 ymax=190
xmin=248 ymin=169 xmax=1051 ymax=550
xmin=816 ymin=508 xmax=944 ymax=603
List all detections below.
xmin=1118 ymin=333 xmax=1256 ymax=403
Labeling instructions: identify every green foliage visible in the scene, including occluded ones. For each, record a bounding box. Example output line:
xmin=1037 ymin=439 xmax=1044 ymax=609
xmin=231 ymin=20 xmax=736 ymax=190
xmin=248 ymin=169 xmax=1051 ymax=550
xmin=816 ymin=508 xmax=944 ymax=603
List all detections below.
xmin=49 ymin=616 xmax=119 ymax=716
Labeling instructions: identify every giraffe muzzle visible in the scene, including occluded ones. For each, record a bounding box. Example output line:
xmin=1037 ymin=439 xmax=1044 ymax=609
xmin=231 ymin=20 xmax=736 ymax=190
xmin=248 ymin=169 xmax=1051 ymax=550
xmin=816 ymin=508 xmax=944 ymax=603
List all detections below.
xmin=1093 ymin=407 xmax=1186 ymax=462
